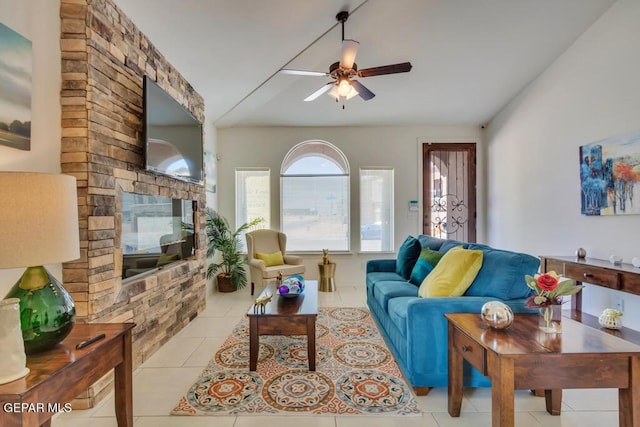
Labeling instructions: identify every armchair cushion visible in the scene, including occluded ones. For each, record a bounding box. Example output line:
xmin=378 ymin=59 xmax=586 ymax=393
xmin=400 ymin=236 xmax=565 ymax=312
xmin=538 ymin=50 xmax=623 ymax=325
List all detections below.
xmin=255 ymin=250 xmax=285 ymax=267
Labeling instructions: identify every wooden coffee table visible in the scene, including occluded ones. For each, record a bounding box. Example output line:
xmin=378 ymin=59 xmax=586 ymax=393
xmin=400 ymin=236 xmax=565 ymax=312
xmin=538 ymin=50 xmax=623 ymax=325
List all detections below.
xmin=446 ymin=313 xmax=640 ymax=427
xmin=247 ymin=280 xmax=318 ymax=371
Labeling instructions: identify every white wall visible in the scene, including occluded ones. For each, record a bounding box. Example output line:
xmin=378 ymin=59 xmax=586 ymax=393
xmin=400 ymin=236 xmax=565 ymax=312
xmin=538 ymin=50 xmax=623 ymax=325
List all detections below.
xmin=485 ymin=0 xmax=640 ymax=328
xmin=0 ymin=0 xmax=62 ymax=297
xmin=217 ymin=125 xmax=482 ymax=285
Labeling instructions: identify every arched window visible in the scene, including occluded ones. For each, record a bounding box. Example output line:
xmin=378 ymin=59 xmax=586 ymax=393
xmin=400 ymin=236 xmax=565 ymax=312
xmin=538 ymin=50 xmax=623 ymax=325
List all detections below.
xmin=281 ymin=141 xmax=350 ymax=251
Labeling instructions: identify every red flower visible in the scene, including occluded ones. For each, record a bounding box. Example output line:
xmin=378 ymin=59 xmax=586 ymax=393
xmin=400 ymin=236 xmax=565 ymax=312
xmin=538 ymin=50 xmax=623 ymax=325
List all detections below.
xmin=536 ymin=273 xmax=558 ymax=292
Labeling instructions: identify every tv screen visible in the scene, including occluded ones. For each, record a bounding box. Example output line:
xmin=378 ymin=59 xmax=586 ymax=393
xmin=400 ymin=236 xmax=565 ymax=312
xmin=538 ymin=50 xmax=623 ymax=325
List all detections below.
xmin=143 ymin=76 xmax=204 ymax=185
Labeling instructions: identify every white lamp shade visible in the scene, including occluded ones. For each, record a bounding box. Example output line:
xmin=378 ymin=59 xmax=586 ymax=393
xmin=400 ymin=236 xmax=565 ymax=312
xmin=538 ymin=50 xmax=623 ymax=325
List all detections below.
xmin=0 ymin=172 xmax=80 ymax=268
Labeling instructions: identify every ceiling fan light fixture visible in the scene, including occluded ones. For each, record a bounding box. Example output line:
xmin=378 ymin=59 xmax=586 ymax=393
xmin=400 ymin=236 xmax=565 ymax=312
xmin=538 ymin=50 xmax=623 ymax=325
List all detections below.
xmin=328 ymin=80 xmax=359 ymax=101
xmin=338 ymin=79 xmax=352 ymax=96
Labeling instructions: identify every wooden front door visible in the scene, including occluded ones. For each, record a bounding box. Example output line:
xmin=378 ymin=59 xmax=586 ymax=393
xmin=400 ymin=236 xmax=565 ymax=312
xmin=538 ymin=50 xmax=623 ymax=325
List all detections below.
xmin=422 ymin=143 xmax=476 ymax=242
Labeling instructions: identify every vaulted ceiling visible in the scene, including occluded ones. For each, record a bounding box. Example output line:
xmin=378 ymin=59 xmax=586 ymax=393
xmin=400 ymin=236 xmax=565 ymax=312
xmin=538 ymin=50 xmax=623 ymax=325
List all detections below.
xmin=113 ymin=0 xmax=615 ymax=128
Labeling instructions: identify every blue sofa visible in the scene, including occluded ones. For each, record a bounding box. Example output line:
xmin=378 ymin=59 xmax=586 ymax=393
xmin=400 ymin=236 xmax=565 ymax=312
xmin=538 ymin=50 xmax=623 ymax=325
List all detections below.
xmin=366 ymin=235 xmax=540 ymax=393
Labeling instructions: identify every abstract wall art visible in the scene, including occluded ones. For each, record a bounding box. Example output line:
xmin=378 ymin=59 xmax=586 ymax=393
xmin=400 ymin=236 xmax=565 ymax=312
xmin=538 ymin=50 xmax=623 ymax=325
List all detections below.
xmin=0 ymin=22 xmax=32 ymax=151
xmin=580 ymin=129 xmax=640 ymax=216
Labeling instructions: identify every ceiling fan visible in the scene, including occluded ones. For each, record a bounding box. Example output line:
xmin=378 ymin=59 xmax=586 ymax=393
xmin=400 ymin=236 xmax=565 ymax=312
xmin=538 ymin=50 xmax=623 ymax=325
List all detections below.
xmin=280 ymin=10 xmax=412 ymax=104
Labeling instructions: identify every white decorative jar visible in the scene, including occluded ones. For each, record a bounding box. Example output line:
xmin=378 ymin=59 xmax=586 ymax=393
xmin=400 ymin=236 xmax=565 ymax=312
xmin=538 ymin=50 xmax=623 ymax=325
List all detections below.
xmin=0 ymin=298 xmax=30 ymax=384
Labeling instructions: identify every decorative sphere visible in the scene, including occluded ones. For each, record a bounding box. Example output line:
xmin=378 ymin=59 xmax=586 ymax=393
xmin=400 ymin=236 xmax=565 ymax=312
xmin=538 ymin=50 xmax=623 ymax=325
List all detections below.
xmin=576 ymin=247 xmax=587 ymax=259
xmin=276 ymin=275 xmax=305 ymax=298
xmin=480 ymin=301 xmax=514 ymax=330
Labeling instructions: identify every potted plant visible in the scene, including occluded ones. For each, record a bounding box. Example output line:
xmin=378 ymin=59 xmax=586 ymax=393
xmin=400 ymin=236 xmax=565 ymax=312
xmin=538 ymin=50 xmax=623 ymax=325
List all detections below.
xmin=205 ymin=209 xmax=263 ymax=292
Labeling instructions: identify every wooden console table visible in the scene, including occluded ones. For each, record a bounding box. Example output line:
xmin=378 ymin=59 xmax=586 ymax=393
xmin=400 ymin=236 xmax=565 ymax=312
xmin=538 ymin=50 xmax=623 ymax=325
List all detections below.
xmin=540 ymin=256 xmax=640 ymax=344
xmin=447 ymin=313 xmax=640 ymax=427
xmin=0 ymin=323 xmax=135 ymax=427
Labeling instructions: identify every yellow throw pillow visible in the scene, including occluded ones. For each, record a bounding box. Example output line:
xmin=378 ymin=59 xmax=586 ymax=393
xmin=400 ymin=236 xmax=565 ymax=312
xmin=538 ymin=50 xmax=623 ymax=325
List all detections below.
xmin=255 ymin=250 xmax=285 ymax=267
xmin=418 ymin=247 xmax=483 ymax=297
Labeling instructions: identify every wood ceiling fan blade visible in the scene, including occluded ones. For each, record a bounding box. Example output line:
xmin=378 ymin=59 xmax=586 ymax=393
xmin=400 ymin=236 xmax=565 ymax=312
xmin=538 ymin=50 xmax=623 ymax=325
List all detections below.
xmin=280 ymin=69 xmax=329 ymax=77
xmin=357 ymin=62 xmax=412 ymax=78
xmin=304 ymin=82 xmax=335 ymax=101
xmin=351 ymin=80 xmax=375 ymax=101
xmin=339 ymin=39 xmax=359 ymax=70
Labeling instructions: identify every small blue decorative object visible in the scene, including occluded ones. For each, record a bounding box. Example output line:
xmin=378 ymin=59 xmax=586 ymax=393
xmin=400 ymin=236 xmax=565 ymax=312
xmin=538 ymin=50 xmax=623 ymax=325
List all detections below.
xmin=277 ymin=275 xmax=305 ymax=298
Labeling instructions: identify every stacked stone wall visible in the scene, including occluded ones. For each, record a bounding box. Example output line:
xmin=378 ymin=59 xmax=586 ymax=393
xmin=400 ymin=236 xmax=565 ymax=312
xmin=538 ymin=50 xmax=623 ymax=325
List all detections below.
xmin=60 ymin=0 xmax=207 ymax=408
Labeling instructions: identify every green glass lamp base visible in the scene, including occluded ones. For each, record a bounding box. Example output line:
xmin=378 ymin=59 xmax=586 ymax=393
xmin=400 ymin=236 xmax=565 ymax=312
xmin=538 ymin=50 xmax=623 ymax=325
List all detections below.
xmin=5 ymin=266 xmax=76 ymax=354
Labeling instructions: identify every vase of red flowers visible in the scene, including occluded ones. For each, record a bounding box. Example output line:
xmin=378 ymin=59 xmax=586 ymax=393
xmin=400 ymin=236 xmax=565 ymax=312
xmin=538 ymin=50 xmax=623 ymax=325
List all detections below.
xmin=524 ymin=271 xmax=584 ymax=333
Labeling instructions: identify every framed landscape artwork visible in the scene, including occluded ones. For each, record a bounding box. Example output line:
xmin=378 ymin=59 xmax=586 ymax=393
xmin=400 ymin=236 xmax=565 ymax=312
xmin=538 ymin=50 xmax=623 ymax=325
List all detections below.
xmin=580 ymin=129 xmax=640 ymax=216
xmin=0 ymin=22 xmax=32 ymax=151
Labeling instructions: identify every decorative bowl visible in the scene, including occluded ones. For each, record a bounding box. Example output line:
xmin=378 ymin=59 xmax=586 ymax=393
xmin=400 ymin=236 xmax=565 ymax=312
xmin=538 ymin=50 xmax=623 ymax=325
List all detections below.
xmin=277 ymin=275 xmax=305 ymax=298
xmin=480 ymin=301 xmax=514 ymax=330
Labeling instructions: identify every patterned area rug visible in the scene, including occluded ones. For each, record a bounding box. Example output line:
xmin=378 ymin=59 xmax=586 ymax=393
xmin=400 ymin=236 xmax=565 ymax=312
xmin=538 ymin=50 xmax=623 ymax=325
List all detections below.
xmin=172 ymin=307 xmax=420 ymax=416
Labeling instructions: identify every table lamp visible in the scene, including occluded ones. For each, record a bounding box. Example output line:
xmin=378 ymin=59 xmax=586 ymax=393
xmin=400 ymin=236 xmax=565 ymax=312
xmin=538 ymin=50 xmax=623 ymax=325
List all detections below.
xmin=0 ymin=172 xmax=80 ymax=359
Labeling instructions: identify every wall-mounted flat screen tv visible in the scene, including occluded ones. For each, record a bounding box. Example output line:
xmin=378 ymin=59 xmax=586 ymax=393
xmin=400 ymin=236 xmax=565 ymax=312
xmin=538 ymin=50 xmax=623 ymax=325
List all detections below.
xmin=143 ymin=76 xmax=204 ymax=185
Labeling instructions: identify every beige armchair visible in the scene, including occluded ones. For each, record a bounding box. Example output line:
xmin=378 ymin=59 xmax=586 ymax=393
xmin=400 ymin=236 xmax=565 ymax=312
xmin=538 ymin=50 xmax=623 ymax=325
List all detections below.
xmin=246 ymin=229 xmax=305 ymax=295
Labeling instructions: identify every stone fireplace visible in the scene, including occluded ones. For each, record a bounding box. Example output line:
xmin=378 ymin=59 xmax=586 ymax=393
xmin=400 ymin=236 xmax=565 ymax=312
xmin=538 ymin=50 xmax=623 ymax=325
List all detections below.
xmin=59 ymin=0 xmax=207 ymax=407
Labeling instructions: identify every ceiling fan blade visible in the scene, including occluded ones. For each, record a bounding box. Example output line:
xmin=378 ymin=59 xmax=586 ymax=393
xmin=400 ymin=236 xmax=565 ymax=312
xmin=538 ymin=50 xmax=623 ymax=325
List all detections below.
xmin=357 ymin=62 xmax=412 ymax=78
xmin=339 ymin=39 xmax=360 ymax=70
xmin=304 ymin=82 xmax=334 ymax=101
xmin=280 ymin=69 xmax=329 ymax=77
xmin=351 ymin=80 xmax=375 ymax=101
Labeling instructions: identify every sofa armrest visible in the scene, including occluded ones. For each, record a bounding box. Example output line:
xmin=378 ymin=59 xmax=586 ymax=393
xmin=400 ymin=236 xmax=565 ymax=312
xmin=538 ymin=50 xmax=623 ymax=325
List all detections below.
xmin=366 ymin=259 xmax=397 ymax=274
xmin=403 ymin=297 xmax=531 ymax=376
xmin=283 ymin=254 xmax=303 ymax=265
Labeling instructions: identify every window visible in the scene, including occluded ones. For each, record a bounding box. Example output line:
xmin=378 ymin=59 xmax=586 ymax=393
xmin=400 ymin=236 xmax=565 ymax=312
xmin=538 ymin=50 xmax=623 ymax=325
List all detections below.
xmin=236 ymin=168 xmax=270 ymax=250
xmin=281 ymin=141 xmax=349 ymax=251
xmin=360 ymin=168 xmax=394 ymax=252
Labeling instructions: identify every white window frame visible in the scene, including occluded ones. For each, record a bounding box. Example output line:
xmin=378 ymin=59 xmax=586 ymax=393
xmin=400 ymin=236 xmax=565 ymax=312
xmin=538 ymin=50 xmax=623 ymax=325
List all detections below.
xmin=280 ymin=140 xmax=350 ymax=252
xmin=235 ymin=168 xmax=270 ymax=251
xmin=360 ymin=167 xmax=394 ymax=252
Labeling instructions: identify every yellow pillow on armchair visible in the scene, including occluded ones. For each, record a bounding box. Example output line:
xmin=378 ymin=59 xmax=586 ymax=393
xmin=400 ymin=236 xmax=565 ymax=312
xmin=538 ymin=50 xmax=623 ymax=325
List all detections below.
xmin=255 ymin=250 xmax=285 ymax=267
xmin=418 ymin=246 xmax=483 ymax=297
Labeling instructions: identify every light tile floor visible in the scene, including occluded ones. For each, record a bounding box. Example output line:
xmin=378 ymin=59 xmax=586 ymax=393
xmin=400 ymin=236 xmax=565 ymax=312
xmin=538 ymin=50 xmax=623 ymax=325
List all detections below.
xmin=54 ymin=285 xmax=619 ymax=426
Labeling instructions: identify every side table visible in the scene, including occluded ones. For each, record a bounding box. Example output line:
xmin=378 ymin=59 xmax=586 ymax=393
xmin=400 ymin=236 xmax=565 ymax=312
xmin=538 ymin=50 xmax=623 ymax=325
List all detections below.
xmin=0 ymin=323 xmax=135 ymax=427
xmin=317 ymin=262 xmax=336 ymax=292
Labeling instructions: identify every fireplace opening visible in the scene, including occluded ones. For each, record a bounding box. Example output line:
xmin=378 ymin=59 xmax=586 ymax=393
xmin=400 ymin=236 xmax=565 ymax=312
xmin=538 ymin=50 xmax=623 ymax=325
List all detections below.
xmin=120 ymin=192 xmax=196 ymax=280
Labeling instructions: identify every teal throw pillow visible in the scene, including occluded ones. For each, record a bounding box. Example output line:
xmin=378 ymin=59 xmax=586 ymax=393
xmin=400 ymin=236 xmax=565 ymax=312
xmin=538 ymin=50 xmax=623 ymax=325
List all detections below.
xmin=395 ymin=236 xmax=422 ymax=280
xmin=409 ymin=247 xmax=445 ymax=286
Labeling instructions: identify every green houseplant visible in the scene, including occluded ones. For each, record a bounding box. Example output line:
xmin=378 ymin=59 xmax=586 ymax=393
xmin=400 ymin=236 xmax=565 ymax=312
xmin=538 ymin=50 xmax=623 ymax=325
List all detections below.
xmin=205 ymin=209 xmax=263 ymax=292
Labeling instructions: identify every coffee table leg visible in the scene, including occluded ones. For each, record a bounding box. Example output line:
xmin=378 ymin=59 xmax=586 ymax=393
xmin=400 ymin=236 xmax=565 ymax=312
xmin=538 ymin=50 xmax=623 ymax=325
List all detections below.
xmin=619 ymin=356 xmax=640 ymax=427
xmin=249 ymin=316 xmax=258 ymax=371
xmin=447 ymin=322 xmax=463 ymax=417
xmin=307 ymin=316 xmax=316 ymax=371
xmin=489 ymin=353 xmax=515 ymax=427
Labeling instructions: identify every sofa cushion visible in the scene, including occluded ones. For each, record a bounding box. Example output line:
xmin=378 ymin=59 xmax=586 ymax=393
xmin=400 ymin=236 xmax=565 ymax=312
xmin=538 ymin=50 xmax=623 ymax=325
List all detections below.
xmin=255 ymin=250 xmax=284 ymax=266
xmin=439 ymin=239 xmax=469 ymax=253
xmin=387 ymin=297 xmax=412 ymax=337
xmin=367 ymin=272 xmax=406 ymax=289
xmin=409 ymin=247 xmax=444 ymax=286
xmin=395 ymin=236 xmax=422 ymax=279
xmin=373 ymin=281 xmax=419 ymax=311
xmin=417 ymin=235 xmax=446 ymax=250
xmin=466 ymin=245 xmax=539 ymax=299
xmin=419 ymin=247 xmax=483 ymax=297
